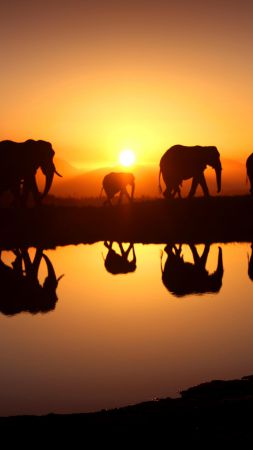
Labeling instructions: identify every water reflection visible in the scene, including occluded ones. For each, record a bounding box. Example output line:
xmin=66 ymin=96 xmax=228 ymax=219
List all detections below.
xmin=103 ymin=241 xmax=136 ymax=275
xmin=161 ymin=243 xmax=224 ymax=297
xmin=1 ymin=242 xmax=253 ymax=417
xmin=248 ymin=243 xmax=253 ymax=281
xmin=0 ymin=248 xmax=63 ymax=315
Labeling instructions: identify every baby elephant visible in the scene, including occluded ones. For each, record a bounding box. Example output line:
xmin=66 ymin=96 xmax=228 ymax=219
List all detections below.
xmin=101 ymin=172 xmax=135 ymax=205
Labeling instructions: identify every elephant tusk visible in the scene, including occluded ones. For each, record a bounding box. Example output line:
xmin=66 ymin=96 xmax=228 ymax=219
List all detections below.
xmin=54 ymin=169 xmax=63 ymax=177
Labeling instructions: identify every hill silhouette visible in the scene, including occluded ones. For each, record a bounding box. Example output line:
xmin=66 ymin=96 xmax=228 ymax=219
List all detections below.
xmin=46 ymin=158 xmax=247 ymax=198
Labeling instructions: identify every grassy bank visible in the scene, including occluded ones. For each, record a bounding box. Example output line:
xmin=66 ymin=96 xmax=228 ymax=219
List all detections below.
xmin=1 ymin=375 xmax=253 ymax=444
xmin=0 ymin=196 xmax=253 ymax=248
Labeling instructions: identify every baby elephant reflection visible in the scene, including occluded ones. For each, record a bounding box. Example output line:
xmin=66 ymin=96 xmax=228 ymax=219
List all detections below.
xmin=0 ymin=248 xmax=63 ymax=315
xmin=248 ymin=243 xmax=253 ymax=281
xmin=161 ymin=244 xmax=223 ymax=297
xmin=103 ymin=242 xmax=136 ymax=274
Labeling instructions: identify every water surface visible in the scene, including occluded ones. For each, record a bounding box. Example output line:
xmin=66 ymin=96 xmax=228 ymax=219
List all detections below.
xmin=0 ymin=242 xmax=253 ymax=416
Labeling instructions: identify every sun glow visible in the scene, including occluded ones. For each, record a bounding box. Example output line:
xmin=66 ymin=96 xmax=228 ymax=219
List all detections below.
xmin=119 ymin=149 xmax=136 ymax=167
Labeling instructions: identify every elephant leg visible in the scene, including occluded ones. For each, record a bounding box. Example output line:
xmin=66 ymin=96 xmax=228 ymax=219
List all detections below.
xmin=199 ymin=173 xmax=210 ymax=197
xmin=122 ymin=187 xmax=131 ymax=202
xmin=176 ymin=186 xmax=182 ymax=198
xmin=122 ymin=243 xmax=133 ymax=259
xmin=23 ymin=176 xmax=41 ymax=206
xmin=30 ymin=177 xmax=42 ymax=205
xmin=104 ymin=195 xmax=112 ymax=206
xmin=199 ymin=243 xmax=211 ymax=268
xmin=189 ymin=245 xmax=201 ymax=266
xmin=10 ymin=180 xmax=23 ymax=207
xmin=188 ymin=176 xmax=199 ymax=198
xmin=118 ymin=190 xmax=124 ymax=204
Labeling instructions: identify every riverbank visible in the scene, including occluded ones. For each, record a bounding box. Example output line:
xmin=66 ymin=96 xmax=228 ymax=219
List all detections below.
xmin=0 ymin=196 xmax=253 ymax=248
xmin=1 ymin=375 xmax=253 ymax=444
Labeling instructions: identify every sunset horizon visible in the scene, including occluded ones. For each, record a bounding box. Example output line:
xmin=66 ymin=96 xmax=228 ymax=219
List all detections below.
xmin=1 ymin=0 xmax=253 ymax=169
xmin=2 ymin=1 xmax=253 ymax=442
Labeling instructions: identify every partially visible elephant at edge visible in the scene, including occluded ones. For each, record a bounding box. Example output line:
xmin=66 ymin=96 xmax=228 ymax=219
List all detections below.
xmin=101 ymin=172 xmax=135 ymax=205
xmin=248 ymin=243 xmax=253 ymax=281
xmin=0 ymin=139 xmax=62 ymax=206
xmin=161 ymin=243 xmax=223 ymax=297
xmin=159 ymin=145 xmax=222 ymax=198
xmin=246 ymin=153 xmax=253 ymax=195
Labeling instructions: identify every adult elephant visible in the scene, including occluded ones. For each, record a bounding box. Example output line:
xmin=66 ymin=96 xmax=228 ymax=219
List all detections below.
xmin=101 ymin=172 xmax=135 ymax=205
xmin=0 ymin=248 xmax=63 ymax=315
xmin=159 ymin=145 xmax=222 ymax=198
xmin=246 ymin=153 xmax=253 ymax=195
xmin=161 ymin=243 xmax=223 ymax=297
xmin=0 ymin=139 xmax=61 ymax=206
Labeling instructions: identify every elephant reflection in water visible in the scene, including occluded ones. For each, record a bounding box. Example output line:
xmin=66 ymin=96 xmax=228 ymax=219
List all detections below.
xmin=0 ymin=248 xmax=63 ymax=315
xmin=248 ymin=243 xmax=253 ymax=281
xmin=161 ymin=243 xmax=223 ymax=297
xmin=103 ymin=241 xmax=136 ymax=274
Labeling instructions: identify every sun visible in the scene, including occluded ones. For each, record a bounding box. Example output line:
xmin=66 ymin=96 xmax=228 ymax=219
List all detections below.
xmin=119 ymin=149 xmax=136 ymax=167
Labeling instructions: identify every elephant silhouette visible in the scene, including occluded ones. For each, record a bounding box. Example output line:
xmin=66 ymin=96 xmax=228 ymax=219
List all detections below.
xmin=248 ymin=243 xmax=253 ymax=281
xmin=159 ymin=145 xmax=222 ymax=198
xmin=161 ymin=243 xmax=223 ymax=297
xmin=103 ymin=241 xmax=136 ymax=274
xmin=0 ymin=248 xmax=63 ymax=315
xmin=0 ymin=139 xmax=62 ymax=206
xmin=101 ymin=172 xmax=135 ymax=205
xmin=246 ymin=153 xmax=253 ymax=195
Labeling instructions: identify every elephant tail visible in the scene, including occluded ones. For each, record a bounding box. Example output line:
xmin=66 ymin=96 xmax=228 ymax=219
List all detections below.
xmin=158 ymin=168 xmax=163 ymax=194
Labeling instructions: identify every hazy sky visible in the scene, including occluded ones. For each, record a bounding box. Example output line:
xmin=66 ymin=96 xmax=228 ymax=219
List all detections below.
xmin=1 ymin=0 xmax=253 ymax=167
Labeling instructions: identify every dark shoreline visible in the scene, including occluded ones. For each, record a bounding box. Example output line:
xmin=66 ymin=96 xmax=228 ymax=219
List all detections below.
xmin=0 ymin=196 xmax=253 ymax=249
xmin=1 ymin=375 xmax=253 ymax=443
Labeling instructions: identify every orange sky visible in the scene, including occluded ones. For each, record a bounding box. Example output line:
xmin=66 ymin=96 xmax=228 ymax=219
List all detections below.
xmin=1 ymin=0 xmax=253 ymax=168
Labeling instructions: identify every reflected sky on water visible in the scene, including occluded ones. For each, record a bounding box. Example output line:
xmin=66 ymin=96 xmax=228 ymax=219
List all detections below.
xmin=0 ymin=242 xmax=253 ymax=416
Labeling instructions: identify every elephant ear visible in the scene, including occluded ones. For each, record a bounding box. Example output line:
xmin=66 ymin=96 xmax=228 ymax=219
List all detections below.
xmin=22 ymin=140 xmax=53 ymax=171
xmin=37 ymin=140 xmax=55 ymax=159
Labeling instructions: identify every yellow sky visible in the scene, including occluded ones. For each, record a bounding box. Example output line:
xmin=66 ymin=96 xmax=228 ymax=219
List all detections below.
xmin=1 ymin=0 xmax=253 ymax=168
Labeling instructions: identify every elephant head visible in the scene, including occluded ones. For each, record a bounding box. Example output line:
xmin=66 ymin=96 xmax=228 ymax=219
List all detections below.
xmin=26 ymin=140 xmax=62 ymax=200
xmin=205 ymin=146 xmax=222 ymax=193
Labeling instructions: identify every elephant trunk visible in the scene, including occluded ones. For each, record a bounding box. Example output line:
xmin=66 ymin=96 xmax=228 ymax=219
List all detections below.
xmin=212 ymin=247 xmax=223 ymax=281
xmin=216 ymin=247 xmax=223 ymax=277
xmin=41 ymin=164 xmax=62 ymax=198
xmin=131 ymin=181 xmax=135 ymax=199
xmin=42 ymin=253 xmax=58 ymax=290
xmin=215 ymin=162 xmax=222 ymax=193
xmin=208 ymin=247 xmax=223 ymax=293
xmin=42 ymin=168 xmax=54 ymax=198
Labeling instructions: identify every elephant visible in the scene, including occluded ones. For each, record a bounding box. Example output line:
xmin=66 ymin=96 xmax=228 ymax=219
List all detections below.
xmin=248 ymin=243 xmax=253 ymax=281
xmin=103 ymin=241 xmax=136 ymax=274
xmin=0 ymin=248 xmax=63 ymax=315
xmin=101 ymin=172 xmax=135 ymax=205
xmin=159 ymin=145 xmax=222 ymax=198
xmin=246 ymin=153 xmax=253 ymax=195
xmin=0 ymin=139 xmax=62 ymax=206
xmin=161 ymin=243 xmax=223 ymax=297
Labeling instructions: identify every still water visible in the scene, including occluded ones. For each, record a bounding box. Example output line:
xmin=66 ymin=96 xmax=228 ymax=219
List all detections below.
xmin=0 ymin=242 xmax=253 ymax=416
